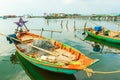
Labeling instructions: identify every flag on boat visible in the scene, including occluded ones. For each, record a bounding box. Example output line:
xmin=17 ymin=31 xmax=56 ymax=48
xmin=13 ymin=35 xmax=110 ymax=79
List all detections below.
xmin=14 ymin=17 xmax=28 ymax=27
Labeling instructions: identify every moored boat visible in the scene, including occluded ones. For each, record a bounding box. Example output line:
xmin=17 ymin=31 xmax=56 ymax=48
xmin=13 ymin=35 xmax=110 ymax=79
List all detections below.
xmin=86 ymin=26 xmax=120 ymax=44
xmin=7 ymin=18 xmax=99 ymax=74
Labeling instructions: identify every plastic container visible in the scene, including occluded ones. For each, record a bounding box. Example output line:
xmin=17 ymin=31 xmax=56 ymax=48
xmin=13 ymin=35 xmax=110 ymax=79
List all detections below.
xmin=94 ymin=26 xmax=102 ymax=31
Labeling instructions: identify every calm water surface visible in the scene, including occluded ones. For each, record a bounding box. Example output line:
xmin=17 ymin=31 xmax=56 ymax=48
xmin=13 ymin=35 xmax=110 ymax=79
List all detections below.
xmin=0 ymin=18 xmax=120 ymax=80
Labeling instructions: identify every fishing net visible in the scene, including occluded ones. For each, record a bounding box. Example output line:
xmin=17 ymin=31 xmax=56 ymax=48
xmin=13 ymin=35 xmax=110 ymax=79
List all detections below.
xmin=19 ymin=40 xmax=54 ymax=54
xmin=32 ymin=40 xmax=54 ymax=50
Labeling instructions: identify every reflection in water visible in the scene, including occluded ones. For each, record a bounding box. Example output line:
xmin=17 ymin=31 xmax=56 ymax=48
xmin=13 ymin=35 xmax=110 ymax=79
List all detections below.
xmin=10 ymin=54 xmax=19 ymax=64
xmin=91 ymin=42 xmax=101 ymax=52
xmin=85 ymin=36 xmax=120 ymax=54
xmin=14 ymin=51 xmax=76 ymax=80
xmin=0 ymin=54 xmax=30 ymax=80
xmin=1 ymin=18 xmax=120 ymax=80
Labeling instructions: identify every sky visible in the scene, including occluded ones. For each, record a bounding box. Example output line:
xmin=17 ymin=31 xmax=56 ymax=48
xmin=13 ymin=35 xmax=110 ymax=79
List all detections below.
xmin=0 ymin=0 xmax=120 ymax=16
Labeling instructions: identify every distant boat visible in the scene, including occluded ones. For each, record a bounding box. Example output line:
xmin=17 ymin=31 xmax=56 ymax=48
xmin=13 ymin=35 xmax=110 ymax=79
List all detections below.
xmin=0 ymin=16 xmax=3 ymax=18
xmin=7 ymin=18 xmax=98 ymax=74
xmin=2 ymin=16 xmax=7 ymax=19
xmin=86 ymin=26 xmax=120 ymax=44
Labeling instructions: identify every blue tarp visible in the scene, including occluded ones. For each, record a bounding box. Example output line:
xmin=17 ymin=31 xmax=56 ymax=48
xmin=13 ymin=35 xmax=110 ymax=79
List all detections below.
xmin=94 ymin=26 xmax=102 ymax=32
xmin=6 ymin=34 xmax=20 ymax=44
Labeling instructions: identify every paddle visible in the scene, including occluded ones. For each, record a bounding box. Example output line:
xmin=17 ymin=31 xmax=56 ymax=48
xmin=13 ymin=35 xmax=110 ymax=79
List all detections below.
xmin=0 ymin=33 xmax=56 ymax=56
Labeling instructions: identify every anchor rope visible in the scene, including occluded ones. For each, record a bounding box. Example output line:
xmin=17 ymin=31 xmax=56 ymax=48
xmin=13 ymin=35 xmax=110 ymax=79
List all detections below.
xmin=84 ymin=68 xmax=120 ymax=78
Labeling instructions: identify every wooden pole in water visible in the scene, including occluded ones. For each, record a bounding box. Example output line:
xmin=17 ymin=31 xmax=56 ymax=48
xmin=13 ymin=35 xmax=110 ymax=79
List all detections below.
xmin=117 ymin=22 xmax=120 ymax=37
xmin=82 ymin=22 xmax=87 ymax=35
xmin=74 ymin=19 xmax=76 ymax=32
xmin=40 ymin=28 xmax=44 ymax=36
xmin=60 ymin=20 xmax=63 ymax=29
xmin=66 ymin=20 xmax=68 ymax=32
xmin=51 ymin=31 xmax=53 ymax=38
xmin=47 ymin=19 xmax=49 ymax=25
xmin=100 ymin=45 xmax=104 ymax=54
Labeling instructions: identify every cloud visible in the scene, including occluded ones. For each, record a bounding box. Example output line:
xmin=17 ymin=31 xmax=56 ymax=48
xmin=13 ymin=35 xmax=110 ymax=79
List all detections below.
xmin=0 ymin=0 xmax=120 ymax=15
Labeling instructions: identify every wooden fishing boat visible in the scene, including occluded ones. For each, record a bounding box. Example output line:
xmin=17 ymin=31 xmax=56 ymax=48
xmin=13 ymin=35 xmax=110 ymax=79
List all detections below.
xmin=13 ymin=31 xmax=98 ymax=74
xmin=86 ymin=27 xmax=120 ymax=44
xmin=6 ymin=18 xmax=98 ymax=74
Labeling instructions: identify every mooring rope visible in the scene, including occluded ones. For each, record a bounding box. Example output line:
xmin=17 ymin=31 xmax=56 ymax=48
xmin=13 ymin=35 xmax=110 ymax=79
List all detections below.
xmin=84 ymin=68 xmax=120 ymax=78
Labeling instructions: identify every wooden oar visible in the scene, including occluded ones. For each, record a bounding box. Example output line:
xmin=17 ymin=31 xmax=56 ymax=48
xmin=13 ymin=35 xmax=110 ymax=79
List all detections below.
xmin=0 ymin=33 xmax=56 ymax=56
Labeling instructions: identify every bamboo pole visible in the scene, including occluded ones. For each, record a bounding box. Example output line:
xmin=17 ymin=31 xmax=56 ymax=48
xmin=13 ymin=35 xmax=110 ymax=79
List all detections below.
xmin=73 ymin=19 xmax=76 ymax=32
xmin=46 ymin=19 xmax=49 ymax=25
xmin=40 ymin=28 xmax=44 ymax=36
xmin=23 ymin=24 xmax=29 ymax=31
xmin=81 ymin=22 xmax=87 ymax=35
xmin=51 ymin=31 xmax=53 ymax=38
xmin=66 ymin=20 xmax=69 ymax=32
xmin=30 ymin=28 xmax=62 ymax=33
xmin=30 ymin=28 xmax=62 ymax=38
xmin=43 ymin=30 xmax=62 ymax=33
xmin=118 ymin=23 xmax=120 ymax=37
xmin=83 ymin=22 xmax=87 ymax=33
xmin=60 ymin=20 xmax=63 ymax=29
